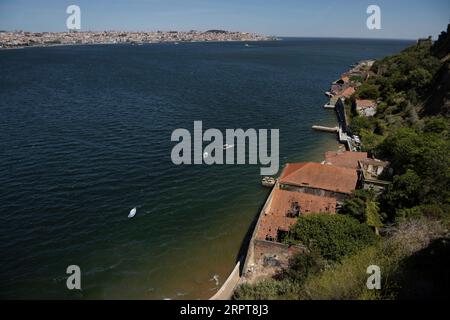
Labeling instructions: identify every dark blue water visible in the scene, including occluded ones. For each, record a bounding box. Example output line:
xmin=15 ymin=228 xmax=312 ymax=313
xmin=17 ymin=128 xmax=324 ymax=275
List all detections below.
xmin=0 ymin=38 xmax=413 ymax=299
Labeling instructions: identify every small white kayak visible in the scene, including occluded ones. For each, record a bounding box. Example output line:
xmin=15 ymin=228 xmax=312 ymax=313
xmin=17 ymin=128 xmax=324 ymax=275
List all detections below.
xmin=223 ymin=144 xmax=234 ymax=150
xmin=128 ymin=207 xmax=137 ymax=218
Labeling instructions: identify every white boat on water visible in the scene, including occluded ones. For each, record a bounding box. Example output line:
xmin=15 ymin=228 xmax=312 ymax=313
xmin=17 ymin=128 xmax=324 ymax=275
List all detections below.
xmin=261 ymin=177 xmax=276 ymax=187
xmin=223 ymin=144 xmax=234 ymax=150
xmin=128 ymin=207 xmax=137 ymax=218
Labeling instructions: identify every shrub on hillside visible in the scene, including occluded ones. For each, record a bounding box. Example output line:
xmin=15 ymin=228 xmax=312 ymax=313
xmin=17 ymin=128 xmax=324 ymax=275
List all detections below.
xmin=376 ymin=127 xmax=450 ymax=216
xmin=423 ymin=116 xmax=449 ymax=134
xmin=356 ymin=83 xmax=380 ymax=100
xmin=278 ymin=251 xmax=326 ymax=283
xmin=233 ymin=279 xmax=299 ymax=300
xmin=359 ymin=129 xmax=384 ymax=154
xmin=284 ymin=214 xmax=376 ymax=262
xmin=298 ymin=217 xmax=447 ymax=300
xmin=396 ymin=204 xmax=450 ymax=225
xmin=349 ymin=116 xmax=373 ymax=136
xmin=382 ymin=169 xmax=422 ymax=215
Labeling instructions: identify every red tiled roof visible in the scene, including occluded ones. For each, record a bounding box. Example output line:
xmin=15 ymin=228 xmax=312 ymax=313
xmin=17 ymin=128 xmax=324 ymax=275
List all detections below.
xmin=339 ymin=87 xmax=355 ymax=98
xmin=356 ymin=99 xmax=376 ymax=109
xmin=256 ymin=189 xmax=336 ymax=241
xmin=279 ymin=162 xmax=358 ymax=194
xmin=324 ymin=151 xmax=368 ymax=169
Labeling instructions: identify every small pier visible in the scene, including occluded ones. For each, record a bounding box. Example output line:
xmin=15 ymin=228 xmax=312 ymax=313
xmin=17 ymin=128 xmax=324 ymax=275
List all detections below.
xmin=312 ymin=125 xmax=339 ymax=133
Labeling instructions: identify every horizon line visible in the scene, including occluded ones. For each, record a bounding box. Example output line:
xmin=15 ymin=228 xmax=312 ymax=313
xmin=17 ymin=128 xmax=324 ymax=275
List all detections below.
xmin=0 ymin=29 xmax=421 ymax=42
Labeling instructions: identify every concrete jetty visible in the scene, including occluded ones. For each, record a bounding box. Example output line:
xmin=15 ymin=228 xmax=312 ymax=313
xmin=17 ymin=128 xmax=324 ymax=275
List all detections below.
xmin=312 ymin=125 xmax=339 ymax=133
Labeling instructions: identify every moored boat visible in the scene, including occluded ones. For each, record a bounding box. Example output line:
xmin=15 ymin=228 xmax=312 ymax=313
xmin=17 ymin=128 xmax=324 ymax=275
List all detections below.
xmin=261 ymin=176 xmax=276 ymax=187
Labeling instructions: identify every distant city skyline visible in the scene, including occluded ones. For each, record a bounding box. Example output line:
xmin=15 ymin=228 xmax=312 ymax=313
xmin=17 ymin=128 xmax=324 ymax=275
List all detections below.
xmin=0 ymin=0 xmax=449 ymax=39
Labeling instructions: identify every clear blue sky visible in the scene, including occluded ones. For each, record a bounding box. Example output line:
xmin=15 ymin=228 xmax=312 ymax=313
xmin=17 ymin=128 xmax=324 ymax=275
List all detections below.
xmin=0 ymin=0 xmax=448 ymax=39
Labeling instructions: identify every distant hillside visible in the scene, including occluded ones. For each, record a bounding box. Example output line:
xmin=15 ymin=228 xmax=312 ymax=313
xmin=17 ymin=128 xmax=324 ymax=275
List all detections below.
xmin=205 ymin=29 xmax=229 ymax=34
xmin=352 ymin=23 xmax=450 ymax=121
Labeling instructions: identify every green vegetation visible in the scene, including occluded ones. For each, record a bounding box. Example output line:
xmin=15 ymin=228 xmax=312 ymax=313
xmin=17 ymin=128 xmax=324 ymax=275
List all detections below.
xmin=234 ymin=24 xmax=450 ymax=300
xmin=356 ymin=25 xmax=450 ymax=222
xmin=234 ymin=218 xmax=448 ymax=300
xmin=283 ymin=214 xmax=376 ymax=262
xmin=355 ymin=82 xmax=380 ymax=100
xmin=295 ymin=218 xmax=448 ymax=300
xmin=350 ymin=75 xmax=363 ymax=83
xmin=348 ymin=115 xmax=373 ymax=136
xmin=341 ymin=190 xmax=384 ymax=234
xmin=233 ymin=279 xmax=300 ymax=300
xmin=375 ymin=126 xmax=450 ymax=219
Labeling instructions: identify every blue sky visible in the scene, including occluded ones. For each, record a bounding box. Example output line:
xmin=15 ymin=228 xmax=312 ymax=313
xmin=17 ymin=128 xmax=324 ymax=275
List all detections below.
xmin=0 ymin=0 xmax=448 ymax=39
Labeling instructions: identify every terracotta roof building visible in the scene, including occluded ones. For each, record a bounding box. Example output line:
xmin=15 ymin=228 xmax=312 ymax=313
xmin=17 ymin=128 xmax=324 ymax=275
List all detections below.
xmin=355 ymin=99 xmax=376 ymax=108
xmin=335 ymin=75 xmax=350 ymax=85
xmin=354 ymin=99 xmax=377 ymax=117
xmin=338 ymin=87 xmax=355 ymax=98
xmin=340 ymin=76 xmax=350 ymax=84
xmin=279 ymin=162 xmax=358 ymax=202
xmin=359 ymin=159 xmax=392 ymax=194
xmin=256 ymin=189 xmax=336 ymax=241
xmin=324 ymin=151 xmax=368 ymax=169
